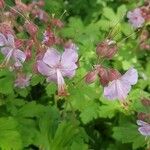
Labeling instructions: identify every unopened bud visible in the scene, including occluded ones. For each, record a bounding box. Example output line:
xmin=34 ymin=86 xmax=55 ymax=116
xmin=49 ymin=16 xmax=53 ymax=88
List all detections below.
xmin=0 ymin=0 xmax=4 ymax=9
xmin=0 ymin=22 xmax=14 ymax=36
xmin=141 ymin=98 xmax=150 ymax=106
xmin=85 ymin=70 xmax=97 ymax=84
xmin=96 ymin=39 xmax=117 ymax=59
xmin=138 ymin=112 xmax=150 ymax=121
xmin=51 ymin=19 xmax=64 ymax=28
xmin=98 ymin=66 xmax=120 ymax=86
xmin=15 ymin=39 xmax=24 ymax=49
xmin=37 ymin=0 xmax=45 ymax=7
xmin=24 ymin=21 xmax=38 ymax=36
xmin=107 ymin=69 xmax=121 ymax=81
xmin=97 ymin=66 xmax=110 ymax=86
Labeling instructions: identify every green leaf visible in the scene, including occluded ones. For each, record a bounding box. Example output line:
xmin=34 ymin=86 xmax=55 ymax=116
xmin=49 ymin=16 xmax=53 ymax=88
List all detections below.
xmin=0 ymin=117 xmax=22 ymax=150
xmin=113 ymin=124 xmax=146 ymax=149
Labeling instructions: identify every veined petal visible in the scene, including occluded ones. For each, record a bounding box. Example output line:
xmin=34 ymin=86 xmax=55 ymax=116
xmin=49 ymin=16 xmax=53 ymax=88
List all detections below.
xmin=61 ymin=48 xmax=78 ymax=68
xmin=137 ymin=120 xmax=150 ymax=126
xmin=13 ymin=49 xmax=26 ymax=63
xmin=104 ymin=79 xmax=131 ymax=100
xmin=43 ymin=48 xmax=61 ymax=67
xmin=104 ymin=80 xmax=118 ymax=100
xmin=116 ymin=80 xmax=131 ymax=100
xmin=7 ymin=34 xmax=15 ymax=47
xmin=0 ymin=33 xmax=7 ymax=46
xmin=138 ymin=126 xmax=150 ymax=136
xmin=60 ymin=63 xmax=77 ymax=78
xmin=121 ymin=68 xmax=138 ymax=85
xmin=1 ymin=49 xmax=13 ymax=66
xmin=1 ymin=47 xmax=12 ymax=56
xmin=37 ymin=60 xmax=55 ymax=76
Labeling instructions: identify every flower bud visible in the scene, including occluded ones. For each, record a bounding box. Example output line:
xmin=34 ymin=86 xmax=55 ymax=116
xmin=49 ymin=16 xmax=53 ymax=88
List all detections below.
xmin=141 ymin=98 xmax=150 ymax=106
xmin=37 ymin=0 xmax=45 ymax=7
xmin=137 ymin=112 xmax=150 ymax=121
xmin=0 ymin=0 xmax=4 ymax=9
xmin=98 ymin=66 xmax=121 ymax=86
xmin=24 ymin=21 xmax=38 ymax=36
xmin=32 ymin=9 xmax=49 ymax=23
xmin=97 ymin=66 xmax=110 ymax=86
xmin=96 ymin=39 xmax=117 ymax=59
xmin=15 ymin=39 xmax=24 ymax=49
xmin=0 ymin=22 xmax=14 ymax=36
xmin=51 ymin=19 xmax=64 ymax=28
xmin=24 ymin=40 xmax=33 ymax=60
xmin=107 ymin=69 xmax=121 ymax=81
xmin=85 ymin=70 xmax=97 ymax=84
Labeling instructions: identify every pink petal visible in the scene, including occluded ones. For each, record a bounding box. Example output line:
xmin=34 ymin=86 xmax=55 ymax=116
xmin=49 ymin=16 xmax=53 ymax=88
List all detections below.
xmin=104 ymin=80 xmax=118 ymax=100
xmin=43 ymin=48 xmax=61 ymax=67
xmin=61 ymin=48 xmax=78 ymax=68
xmin=60 ymin=65 xmax=77 ymax=78
xmin=37 ymin=60 xmax=54 ymax=76
xmin=13 ymin=49 xmax=26 ymax=63
xmin=0 ymin=33 xmax=6 ymax=46
xmin=138 ymin=126 xmax=150 ymax=136
xmin=104 ymin=79 xmax=131 ymax=100
xmin=137 ymin=120 xmax=149 ymax=126
xmin=121 ymin=68 xmax=138 ymax=85
xmin=7 ymin=34 xmax=15 ymax=47
xmin=46 ymin=74 xmax=57 ymax=83
xmin=1 ymin=47 xmax=13 ymax=56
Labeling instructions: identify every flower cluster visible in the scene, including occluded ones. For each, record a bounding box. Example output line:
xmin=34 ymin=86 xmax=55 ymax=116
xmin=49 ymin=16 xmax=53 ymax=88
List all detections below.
xmin=0 ymin=0 xmax=77 ymax=96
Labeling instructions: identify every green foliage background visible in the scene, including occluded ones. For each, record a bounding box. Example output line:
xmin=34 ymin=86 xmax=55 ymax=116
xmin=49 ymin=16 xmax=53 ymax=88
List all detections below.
xmin=0 ymin=0 xmax=150 ymax=149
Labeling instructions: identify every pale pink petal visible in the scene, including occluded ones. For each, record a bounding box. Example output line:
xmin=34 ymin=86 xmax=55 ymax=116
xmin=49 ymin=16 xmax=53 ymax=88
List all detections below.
xmin=138 ymin=126 xmax=150 ymax=136
xmin=61 ymin=48 xmax=78 ymax=68
xmin=37 ymin=60 xmax=54 ymax=76
xmin=7 ymin=34 xmax=15 ymax=47
xmin=137 ymin=120 xmax=149 ymax=126
xmin=104 ymin=80 xmax=118 ymax=100
xmin=43 ymin=48 xmax=61 ymax=67
xmin=46 ymin=74 xmax=57 ymax=82
xmin=104 ymin=79 xmax=131 ymax=100
xmin=115 ymin=80 xmax=131 ymax=100
xmin=13 ymin=49 xmax=26 ymax=63
xmin=60 ymin=64 xmax=77 ymax=78
xmin=121 ymin=68 xmax=138 ymax=85
xmin=0 ymin=33 xmax=7 ymax=46
xmin=1 ymin=47 xmax=13 ymax=56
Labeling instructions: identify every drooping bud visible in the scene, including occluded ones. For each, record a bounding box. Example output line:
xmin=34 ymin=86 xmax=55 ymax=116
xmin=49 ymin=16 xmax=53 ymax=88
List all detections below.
xmin=24 ymin=21 xmax=38 ymax=36
xmin=97 ymin=66 xmax=121 ymax=86
xmin=97 ymin=66 xmax=110 ymax=86
xmin=42 ymin=27 xmax=61 ymax=46
xmin=85 ymin=70 xmax=97 ymax=84
xmin=107 ymin=69 xmax=121 ymax=81
xmin=24 ymin=40 xmax=33 ymax=60
xmin=96 ymin=39 xmax=117 ymax=59
xmin=15 ymin=39 xmax=24 ymax=49
xmin=141 ymin=98 xmax=150 ymax=106
xmin=137 ymin=112 xmax=150 ymax=121
xmin=51 ymin=19 xmax=64 ymax=28
xmin=0 ymin=0 xmax=5 ymax=9
xmin=31 ymin=9 xmax=49 ymax=23
xmin=0 ymin=22 xmax=14 ymax=36
xmin=141 ymin=5 xmax=150 ymax=22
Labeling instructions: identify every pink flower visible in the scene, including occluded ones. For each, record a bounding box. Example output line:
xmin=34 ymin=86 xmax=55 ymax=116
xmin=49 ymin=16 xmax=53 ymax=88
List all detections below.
xmin=127 ymin=8 xmax=145 ymax=28
xmin=37 ymin=44 xmax=78 ymax=96
xmin=137 ymin=120 xmax=150 ymax=136
xmin=15 ymin=74 xmax=31 ymax=88
xmin=0 ymin=33 xmax=26 ymax=68
xmin=104 ymin=68 xmax=138 ymax=100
